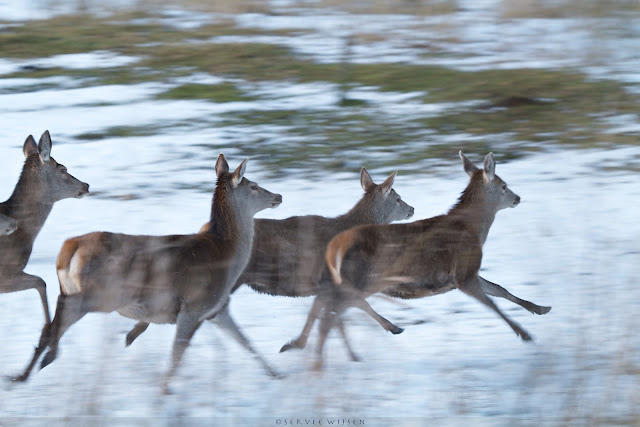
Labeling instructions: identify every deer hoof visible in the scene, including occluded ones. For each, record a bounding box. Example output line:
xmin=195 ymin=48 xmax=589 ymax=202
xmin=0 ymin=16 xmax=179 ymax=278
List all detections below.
xmin=520 ymin=331 xmax=533 ymax=342
xmin=125 ymin=333 xmax=137 ymax=347
xmin=535 ymin=305 xmax=552 ymax=315
xmin=40 ymin=351 xmax=56 ymax=369
xmin=390 ymin=326 xmax=404 ymax=335
xmin=7 ymin=374 xmax=27 ymax=383
xmin=279 ymin=340 xmax=302 ymax=353
xmin=312 ymin=360 xmax=324 ymax=372
xmin=271 ymin=370 xmax=286 ymax=379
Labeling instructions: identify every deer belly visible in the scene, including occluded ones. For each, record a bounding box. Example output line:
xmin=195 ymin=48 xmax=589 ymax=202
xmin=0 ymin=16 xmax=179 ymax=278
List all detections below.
xmin=117 ymin=294 xmax=179 ymax=324
xmin=385 ymin=276 xmax=456 ymax=299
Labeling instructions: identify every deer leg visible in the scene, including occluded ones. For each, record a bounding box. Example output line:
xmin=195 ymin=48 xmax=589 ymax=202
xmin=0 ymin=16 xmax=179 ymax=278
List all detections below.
xmin=348 ymin=296 xmax=404 ymax=335
xmin=211 ymin=304 xmax=282 ymax=378
xmin=125 ymin=321 xmax=150 ymax=347
xmin=0 ymin=272 xmax=51 ymax=324
xmin=41 ymin=294 xmax=90 ymax=370
xmin=162 ymin=308 xmax=202 ymax=394
xmin=460 ymin=276 xmax=533 ymax=341
xmin=479 ymin=276 xmax=551 ymax=315
xmin=313 ymin=310 xmax=338 ymax=371
xmin=336 ymin=318 xmax=360 ymax=362
xmin=11 ymin=321 xmax=52 ymax=382
xmin=280 ymin=293 xmax=326 ymax=353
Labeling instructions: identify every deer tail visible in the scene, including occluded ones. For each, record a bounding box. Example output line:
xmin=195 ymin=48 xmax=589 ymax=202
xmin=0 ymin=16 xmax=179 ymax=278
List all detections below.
xmin=56 ymin=238 xmax=80 ymax=272
xmin=325 ymin=230 xmax=359 ymax=286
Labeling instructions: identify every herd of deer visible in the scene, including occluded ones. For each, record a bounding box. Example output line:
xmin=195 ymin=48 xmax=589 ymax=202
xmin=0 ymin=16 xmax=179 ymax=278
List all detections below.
xmin=1 ymin=131 xmax=551 ymax=392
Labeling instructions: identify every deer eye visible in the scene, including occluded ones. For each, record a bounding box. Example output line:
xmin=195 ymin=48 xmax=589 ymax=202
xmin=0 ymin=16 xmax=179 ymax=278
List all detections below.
xmin=60 ymin=167 xmax=68 ymax=174
xmin=502 ymin=184 xmax=507 ymax=190
xmin=250 ymin=184 xmax=258 ymax=191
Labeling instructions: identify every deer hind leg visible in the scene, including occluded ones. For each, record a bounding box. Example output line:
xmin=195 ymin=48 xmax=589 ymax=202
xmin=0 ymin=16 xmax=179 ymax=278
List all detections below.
xmin=0 ymin=272 xmax=51 ymax=324
xmin=211 ymin=303 xmax=282 ymax=378
xmin=479 ymin=276 xmax=551 ymax=315
xmin=125 ymin=321 xmax=150 ymax=347
xmin=280 ymin=293 xmax=327 ymax=353
xmin=348 ymin=295 xmax=404 ymax=335
xmin=162 ymin=308 xmax=202 ymax=394
xmin=460 ymin=276 xmax=532 ymax=341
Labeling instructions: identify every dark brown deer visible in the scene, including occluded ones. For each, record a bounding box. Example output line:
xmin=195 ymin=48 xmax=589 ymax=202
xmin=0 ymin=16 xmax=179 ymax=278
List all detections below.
xmin=125 ymin=168 xmax=414 ymax=368
xmin=14 ymin=155 xmax=282 ymax=392
xmin=1 ymin=131 xmax=89 ymax=326
xmin=290 ymin=152 xmax=550 ymax=369
xmin=0 ymin=214 xmax=18 ymax=236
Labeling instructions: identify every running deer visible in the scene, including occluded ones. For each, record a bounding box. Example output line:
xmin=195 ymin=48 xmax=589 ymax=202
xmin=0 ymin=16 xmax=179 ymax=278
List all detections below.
xmin=14 ymin=155 xmax=282 ymax=392
xmin=289 ymin=152 xmax=550 ymax=369
xmin=0 ymin=214 xmax=18 ymax=236
xmin=124 ymin=168 xmax=414 ymax=368
xmin=1 ymin=131 xmax=89 ymax=326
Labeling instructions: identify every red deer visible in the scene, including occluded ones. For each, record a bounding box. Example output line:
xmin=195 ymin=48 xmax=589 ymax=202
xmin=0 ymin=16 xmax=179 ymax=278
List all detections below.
xmin=125 ymin=168 xmax=414 ymax=369
xmin=0 ymin=214 xmax=18 ymax=235
xmin=14 ymin=155 xmax=282 ymax=392
xmin=1 ymin=131 xmax=89 ymax=326
xmin=288 ymin=152 xmax=550 ymax=369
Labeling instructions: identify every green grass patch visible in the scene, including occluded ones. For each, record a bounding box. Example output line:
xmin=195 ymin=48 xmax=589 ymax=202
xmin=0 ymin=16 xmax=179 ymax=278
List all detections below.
xmin=76 ymin=125 xmax=162 ymax=140
xmin=155 ymin=82 xmax=257 ymax=102
xmin=3 ymin=9 xmax=640 ymax=175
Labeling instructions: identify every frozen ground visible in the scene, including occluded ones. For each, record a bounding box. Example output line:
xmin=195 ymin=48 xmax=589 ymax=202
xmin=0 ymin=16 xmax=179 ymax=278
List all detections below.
xmin=0 ymin=0 xmax=639 ymax=425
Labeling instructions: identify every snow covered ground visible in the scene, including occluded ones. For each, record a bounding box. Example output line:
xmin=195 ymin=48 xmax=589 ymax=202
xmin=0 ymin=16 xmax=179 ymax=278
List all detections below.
xmin=0 ymin=139 xmax=637 ymax=425
xmin=0 ymin=0 xmax=638 ymax=425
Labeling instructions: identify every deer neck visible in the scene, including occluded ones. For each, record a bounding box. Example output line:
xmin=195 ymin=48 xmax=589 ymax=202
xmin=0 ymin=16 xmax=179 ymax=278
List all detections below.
xmin=208 ymin=193 xmax=255 ymax=252
xmin=449 ymin=179 xmax=498 ymax=246
xmin=338 ymin=197 xmax=382 ymax=229
xmin=4 ymin=167 xmax=54 ymax=241
xmin=476 ymin=207 xmax=496 ymax=245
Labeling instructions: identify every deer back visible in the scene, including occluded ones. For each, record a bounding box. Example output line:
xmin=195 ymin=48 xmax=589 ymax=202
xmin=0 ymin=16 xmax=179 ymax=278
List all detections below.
xmin=56 ymin=155 xmax=281 ymax=323
xmin=236 ymin=168 xmax=414 ymax=297
xmin=326 ymin=152 xmax=520 ymax=298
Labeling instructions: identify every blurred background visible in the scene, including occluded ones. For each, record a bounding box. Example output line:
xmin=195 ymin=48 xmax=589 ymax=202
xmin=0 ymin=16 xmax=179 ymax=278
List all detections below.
xmin=0 ymin=0 xmax=638 ymax=425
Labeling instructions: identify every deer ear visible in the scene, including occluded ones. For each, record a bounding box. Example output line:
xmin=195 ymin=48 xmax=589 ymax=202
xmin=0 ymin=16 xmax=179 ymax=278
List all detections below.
xmin=360 ymin=167 xmax=376 ymax=191
xmin=231 ymin=158 xmax=248 ymax=188
xmin=38 ymin=130 xmax=52 ymax=162
xmin=379 ymin=171 xmax=397 ymax=198
xmin=215 ymin=154 xmax=229 ymax=178
xmin=23 ymin=135 xmax=38 ymax=158
xmin=459 ymin=150 xmax=478 ymax=177
xmin=483 ymin=152 xmax=495 ymax=181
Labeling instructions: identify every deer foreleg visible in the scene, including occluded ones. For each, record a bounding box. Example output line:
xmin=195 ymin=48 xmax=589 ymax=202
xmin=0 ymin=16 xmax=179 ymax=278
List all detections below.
xmin=211 ymin=304 xmax=282 ymax=378
xmin=336 ymin=318 xmax=360 ymax=362
xmin=280 ymin=293 xmax=326 ymax=353
xmin=313 ymin=310 xmax=337 ymax=371
xmin=0 ymin=272 xmax=50 ymax=324
xmin=162 ymin=309 xmax=202 ymax=394
xmin=479 ymin=276 xmax=551 ymax=315
xmin=460 ymin=276 xmax=533 ymax=341
xmin=11 ymin=322 xmax=52 ymax=382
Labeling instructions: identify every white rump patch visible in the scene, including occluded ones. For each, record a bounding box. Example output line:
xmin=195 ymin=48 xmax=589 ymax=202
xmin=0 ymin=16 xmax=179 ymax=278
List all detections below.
xmin=58 ymin=252 xmax=83 ymax=295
